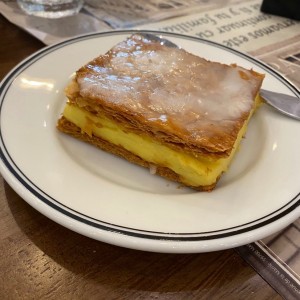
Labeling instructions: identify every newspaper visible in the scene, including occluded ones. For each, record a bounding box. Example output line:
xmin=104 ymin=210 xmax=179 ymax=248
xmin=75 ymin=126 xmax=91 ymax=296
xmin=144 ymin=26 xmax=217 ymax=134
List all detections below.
xmin=1 ymin=0 xmax=299 ymax=85
xmin=237 ymin=220 xmax=300 ymax=299
xmin=0 ymin=0 xmax=112 ymax=45
xmin=1 ymin=0 xmax=300 ymax=296
xmin=0 ymin=0 xmax=239 ymax=44
xmin=84 ymin=0 xmax=236 ymax=28
xmin=138 ymin=0 xmax=300 ymax=87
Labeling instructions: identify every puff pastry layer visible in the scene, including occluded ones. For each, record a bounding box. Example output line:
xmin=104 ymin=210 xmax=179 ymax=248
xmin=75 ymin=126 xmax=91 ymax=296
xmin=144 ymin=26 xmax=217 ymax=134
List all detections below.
xmin=57 ymin=33 xmax=264 ymax=190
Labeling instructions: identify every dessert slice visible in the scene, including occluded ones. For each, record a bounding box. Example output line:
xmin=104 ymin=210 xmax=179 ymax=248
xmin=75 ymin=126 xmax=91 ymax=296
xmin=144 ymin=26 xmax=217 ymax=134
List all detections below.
xmin=57 ymin=33 xmax=264 ymax=191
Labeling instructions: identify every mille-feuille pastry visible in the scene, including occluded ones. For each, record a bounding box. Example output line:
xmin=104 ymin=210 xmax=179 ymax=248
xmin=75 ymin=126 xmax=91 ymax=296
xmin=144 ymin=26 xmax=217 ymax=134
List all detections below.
xmin=57 ymin=33 xmax=264 ymax=191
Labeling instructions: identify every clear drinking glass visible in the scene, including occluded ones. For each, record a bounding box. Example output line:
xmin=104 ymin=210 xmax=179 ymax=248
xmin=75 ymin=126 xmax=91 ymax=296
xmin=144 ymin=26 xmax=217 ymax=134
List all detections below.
xmin=17 ymin=0 xmax=84 ymax=18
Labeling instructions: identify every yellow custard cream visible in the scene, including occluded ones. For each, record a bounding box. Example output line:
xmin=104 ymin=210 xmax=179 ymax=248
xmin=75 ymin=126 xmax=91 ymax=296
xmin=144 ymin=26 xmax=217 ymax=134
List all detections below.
xmin=57 ymin=33 xmax=265 ymax=190
xmin=62 ymin=96 xmax=259 ymax=187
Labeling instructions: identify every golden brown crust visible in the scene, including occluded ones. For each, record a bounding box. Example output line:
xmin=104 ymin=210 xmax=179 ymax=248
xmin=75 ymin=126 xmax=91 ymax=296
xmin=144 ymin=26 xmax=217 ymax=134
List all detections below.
xmin=58 ymin=34 xmax=264 ymax=191
xmin=71 ymin=33 xmax=264 ymax=156
xmin=57 ymin=116 xmax=217 ymax=191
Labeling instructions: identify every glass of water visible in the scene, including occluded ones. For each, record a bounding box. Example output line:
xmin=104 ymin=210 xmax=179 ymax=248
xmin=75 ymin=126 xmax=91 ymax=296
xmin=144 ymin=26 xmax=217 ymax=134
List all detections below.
xmin=17 ymin=0 xmax=84 ymax=18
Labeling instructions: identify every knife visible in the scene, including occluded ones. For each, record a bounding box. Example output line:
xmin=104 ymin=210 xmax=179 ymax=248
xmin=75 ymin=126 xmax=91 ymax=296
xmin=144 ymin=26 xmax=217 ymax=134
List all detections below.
xmin=260 ymin=89 xmax=300 ymax=120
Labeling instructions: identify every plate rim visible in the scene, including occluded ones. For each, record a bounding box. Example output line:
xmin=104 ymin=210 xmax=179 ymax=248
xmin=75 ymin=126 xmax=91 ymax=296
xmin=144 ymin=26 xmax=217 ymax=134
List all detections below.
xmin=1 ymin=29 xmax=300 ymax=252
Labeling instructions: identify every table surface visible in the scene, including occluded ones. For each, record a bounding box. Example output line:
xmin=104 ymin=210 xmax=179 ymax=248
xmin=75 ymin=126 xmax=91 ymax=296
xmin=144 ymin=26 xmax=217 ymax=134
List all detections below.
xmin=0 ymin=15 xmax=282 ymax=299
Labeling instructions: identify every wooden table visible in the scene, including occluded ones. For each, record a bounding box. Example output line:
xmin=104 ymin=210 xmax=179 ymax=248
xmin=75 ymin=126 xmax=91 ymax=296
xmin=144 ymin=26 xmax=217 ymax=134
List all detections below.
xmin=0 ymin=15 xmax=281 ymax=299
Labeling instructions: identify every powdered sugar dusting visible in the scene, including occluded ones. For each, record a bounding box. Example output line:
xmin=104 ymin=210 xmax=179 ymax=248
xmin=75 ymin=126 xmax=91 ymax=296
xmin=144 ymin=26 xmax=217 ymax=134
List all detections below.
xmin=77 ymin=34 xmax=263 ymax=148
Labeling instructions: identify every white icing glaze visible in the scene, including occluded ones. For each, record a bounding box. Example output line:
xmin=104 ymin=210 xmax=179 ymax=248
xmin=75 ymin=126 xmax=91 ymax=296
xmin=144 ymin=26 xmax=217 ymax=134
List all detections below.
xmin=77 ymin=34 xmax=263 ymax=138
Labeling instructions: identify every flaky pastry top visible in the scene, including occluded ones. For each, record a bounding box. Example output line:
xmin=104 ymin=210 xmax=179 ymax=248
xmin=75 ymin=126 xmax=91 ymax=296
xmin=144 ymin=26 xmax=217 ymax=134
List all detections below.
xmin=71 ymin=33 xmax=264 ymax=155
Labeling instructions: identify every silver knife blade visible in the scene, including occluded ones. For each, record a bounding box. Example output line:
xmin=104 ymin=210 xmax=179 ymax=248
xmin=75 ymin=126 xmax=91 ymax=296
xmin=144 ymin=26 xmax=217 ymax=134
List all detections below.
xmin=260 ymin=89 xmax=300 ymax=120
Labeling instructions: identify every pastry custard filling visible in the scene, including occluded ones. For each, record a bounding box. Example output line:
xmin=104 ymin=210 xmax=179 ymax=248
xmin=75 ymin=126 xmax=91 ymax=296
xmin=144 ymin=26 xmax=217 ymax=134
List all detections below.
xmin=62 ymin=94 xmax=260 ymax=187
xmin=57 ymin=33 xmax=265 ymax=190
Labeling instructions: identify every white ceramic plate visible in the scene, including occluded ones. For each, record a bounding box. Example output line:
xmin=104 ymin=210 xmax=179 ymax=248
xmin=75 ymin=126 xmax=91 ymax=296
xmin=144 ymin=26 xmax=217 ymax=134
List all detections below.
xmin=1 ymin=30 xmax=299 ymax=253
